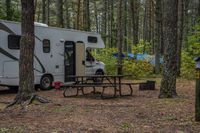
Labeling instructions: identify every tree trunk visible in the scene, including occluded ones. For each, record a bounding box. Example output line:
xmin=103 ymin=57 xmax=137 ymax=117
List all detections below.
xmin=36 ymin=1 xmax=41 ymax=22
xmin=130 ymin=0 xmax=139 ymax=46
xmin=76 ymin=0 xmax=81 ymax=30
xmin=56 ymin=0 xmax=64 ymax=27
xmin=127 ymin=0 xmax=132 ymax=53
xmin=109 ymin=0 xmax=114 ymax=48
xmin=159 ymin=0 xmax=178 ymax=98
xmin=117 ymin=0 xmax=124 ymax=75
xmin=65 ymin=0 xmax=70 ymax=28
xmin=154 ymin=0 xmax=162 ymax=74
xmin=177 ymin=0 xmax=184 ymax=76
xmin=42 ymin=0 xmax=46 ymax=23
xmin=123 ymin=0 xmax=128 ymax=52
xmin=183 ymin=0 xmax=189 ymax=48
xmin=93 ymin=0 xmax=98 ymax=32
xmin=17 ymin=0 xmax=35 ymax=101
xmin=102 ymin=0 xmax=107 ymax=45
xmin=83 ymin=0 xmax=90 ymax=31
xmin=151 ymin=0 xmax=155 ymax=54
xmin=34 ymin=0 xmax=37 ymax=15
xmin=6 ymin=0 xmax=12 ymax=20
xmin=46 ymin=0 xmax=50 ymax=25
xmin=198 ymin=0 xmax=200 ymax=18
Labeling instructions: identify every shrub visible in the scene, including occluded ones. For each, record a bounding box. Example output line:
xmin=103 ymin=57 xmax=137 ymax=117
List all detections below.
xmin=93 ymin=48 xmax=154 ymax=78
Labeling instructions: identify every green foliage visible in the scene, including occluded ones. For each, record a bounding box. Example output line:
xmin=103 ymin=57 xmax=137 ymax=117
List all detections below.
xmin=126 ymin=39 xmax=153 ymax=54
xmin=0 ymin=128 xmax=9 ymax=133
xmin=0 ymin=1 xmax=20 ymax=21
xmin=180 ymin=23 xmax=200 ymax=79
xmin=186 ymin=24 xmax=200 ymax=57
xmin=180 ymin=50 xmax=196 ymax=79
xmin=93 ymin=48 xmax=154 ymax=78
xmin=93 ymin=48 xmax=118 ymax=75
xmin=123 ymin=59 xmax=154 ymax=78
xmin=121 ymin=122 xmax=133 ymax=129
xmin=0 ymin=2 xmax=6 ymax=20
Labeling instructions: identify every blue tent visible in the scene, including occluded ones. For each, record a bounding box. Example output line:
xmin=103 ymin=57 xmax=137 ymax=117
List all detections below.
xmin=113 ymin=53 xmax=163 ymax=65
xmin=113 ymin=53 xmax=126 ymax=58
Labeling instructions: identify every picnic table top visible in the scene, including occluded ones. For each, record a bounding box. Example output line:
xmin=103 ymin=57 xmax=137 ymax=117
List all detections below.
xmin=66 ymin=75 xmax=132 ymax=78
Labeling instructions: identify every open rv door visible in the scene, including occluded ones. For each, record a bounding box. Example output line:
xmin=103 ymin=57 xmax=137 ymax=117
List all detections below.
xmin=75 ymin=42 xmax=85 ymax=76
xmin=64 ymin=41 xmax=85 ymax=82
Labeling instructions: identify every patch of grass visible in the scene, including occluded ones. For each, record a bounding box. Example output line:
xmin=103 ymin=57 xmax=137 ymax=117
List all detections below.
xmin=157 ymin=98 xmax=187 ymax=106
xmin=0 ymin=128 xmax=9 ymax=133
xmin=176 ymin=131 xmax=185 ymax=133
xmin=11 ymin=127 xmax=25 ymax=133
xmin=51 ymin=105 xmax=74 ymax=113
xmin=0 ymin=104 xmax=6 ymax=110
xmin=121 ymin=122 xmax=133 ymax=130
xmin=162 ymin=115 xmax=177 ymax=121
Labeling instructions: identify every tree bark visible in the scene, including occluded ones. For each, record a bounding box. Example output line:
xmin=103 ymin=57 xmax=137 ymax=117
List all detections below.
xmin=117 ymin=0 xmax=124 ymax=75
xmin=76 ymin=0 xmax=81 ymax=30
xmin=56 ymin=0 xmax=64 ymax=27
xmin=177 ymin=0 xmax=184 ymax=76
xmin=130 ymin=0 xmax=139 ymax=45
xmin=102 ymin=0 xmax=107 ymax=45
xmin=46 ymin=0 xmax=50 ymax=25
xmin=109 ymin=0 xmax=114 ymax=48
xmin=123 ymin=0 xmax=128 ymax=52
xmin=154 ymin=0 xmax=162 ymax=74
xmin=65 ymin=0 xmax=70 ymax=28
xmin=93 ymin=0 xmax=98 ymax=32
xmin=83 ymin=0 xmax=90 ymax=31
xmin=42 ymin=0 xmax=46 ymax=23
xmin=18 ymin=0 xmax=35 ymax=101
xmin=6 ymin=0 xmax=12 ymax=20
xmin=159 ymin=0 xmax=178 ymax=98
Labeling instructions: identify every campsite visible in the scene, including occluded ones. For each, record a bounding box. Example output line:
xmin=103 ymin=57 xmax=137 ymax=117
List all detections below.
xmin=1 ymin=79 xmax=200 ymax=132
xmin=0 ymin=0 xmax=200 ymax=133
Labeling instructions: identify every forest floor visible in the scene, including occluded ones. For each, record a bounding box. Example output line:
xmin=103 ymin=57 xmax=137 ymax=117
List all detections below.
xmin=0 ymin=79 xmax=200 ymax=133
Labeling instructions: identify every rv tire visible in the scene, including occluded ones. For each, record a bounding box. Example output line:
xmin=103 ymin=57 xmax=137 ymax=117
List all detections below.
xmin=8 ymin=86 xmax=18 ymax=93
xmin=40 ymin=75 xmax=53 ymax=90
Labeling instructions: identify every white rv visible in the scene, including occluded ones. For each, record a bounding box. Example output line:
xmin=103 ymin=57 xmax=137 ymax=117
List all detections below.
xmin=0 ymin=20 xmax=105 ymax=90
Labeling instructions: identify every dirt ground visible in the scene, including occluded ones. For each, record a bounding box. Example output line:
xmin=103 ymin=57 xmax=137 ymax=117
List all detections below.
xmin=0 ymin=79 xmax=200 ymax=133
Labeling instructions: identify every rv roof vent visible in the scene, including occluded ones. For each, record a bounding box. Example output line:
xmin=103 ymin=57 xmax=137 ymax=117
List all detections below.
xmin=34 ymin=22 xmax=48 ymax=27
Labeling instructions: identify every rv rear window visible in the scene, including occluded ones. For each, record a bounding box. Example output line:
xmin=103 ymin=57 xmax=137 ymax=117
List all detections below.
xmin=88 ymin=36 xmax=98 ymax=43
xmin=8 ymin=35 xmax=21 ymax=49
xmin=43 ymin=39 xmax=50 ymax=53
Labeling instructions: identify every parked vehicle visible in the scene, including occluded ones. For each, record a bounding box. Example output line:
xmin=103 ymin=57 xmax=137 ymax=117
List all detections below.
xmin=0 ymin=20 xmax=105 ymax=90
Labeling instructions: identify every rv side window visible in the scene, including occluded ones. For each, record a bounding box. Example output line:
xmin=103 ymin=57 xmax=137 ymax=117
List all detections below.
xmin=43 ymin=39 xmax=50 ymax=53
xmin=8 ymin=35 xmax=21 ymax=49
xmin=88 ymin=36 xmax=97 ymax=43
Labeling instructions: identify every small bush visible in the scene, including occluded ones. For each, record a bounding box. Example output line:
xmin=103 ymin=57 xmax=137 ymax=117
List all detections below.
xmin=180 ymin=51 xmax=196 ymax=79
xmin=93 ymin=48 xmax=154 ymax=78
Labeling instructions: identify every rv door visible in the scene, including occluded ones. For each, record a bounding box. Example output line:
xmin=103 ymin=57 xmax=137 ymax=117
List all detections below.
xmin=75 ymin=42 xmax=85 ymax=76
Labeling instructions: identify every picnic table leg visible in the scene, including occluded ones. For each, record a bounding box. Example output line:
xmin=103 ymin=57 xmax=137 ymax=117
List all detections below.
xmin=93 ymin=87 xmax=96 ymax=93
xmin=101 ymin=86 xmax=105 ymax=98
xmin=118 ymin=77 xmax=122 ymax=96
xmin=76 ymin=87 xmax=79 ymax=96
xmin=81 ymin=87 xmax=85 ymax=95
xmin=128 ymin=84 xmax=133 ymax=96
xmin=114 ymin=77 xmax=117 ymax=97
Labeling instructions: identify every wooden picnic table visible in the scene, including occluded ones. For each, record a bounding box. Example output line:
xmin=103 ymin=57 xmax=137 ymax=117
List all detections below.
xmin=62 ymin=75 xmax=134 ymax=98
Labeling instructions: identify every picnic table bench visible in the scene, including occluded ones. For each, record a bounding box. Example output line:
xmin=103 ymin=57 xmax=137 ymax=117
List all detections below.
xmin=62 ymin=75 xmax=134 ymax=99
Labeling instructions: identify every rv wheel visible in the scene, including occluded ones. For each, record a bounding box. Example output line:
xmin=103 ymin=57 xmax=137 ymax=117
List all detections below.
xmin=8 ymin=86 xmax=18 ymax=93
xmin=40 ymin=75 xmax=53 ymax=90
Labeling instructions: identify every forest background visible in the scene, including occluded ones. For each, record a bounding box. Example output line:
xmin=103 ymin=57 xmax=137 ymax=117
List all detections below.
xmin=0 ymin=0 xmax=200 ymax=79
